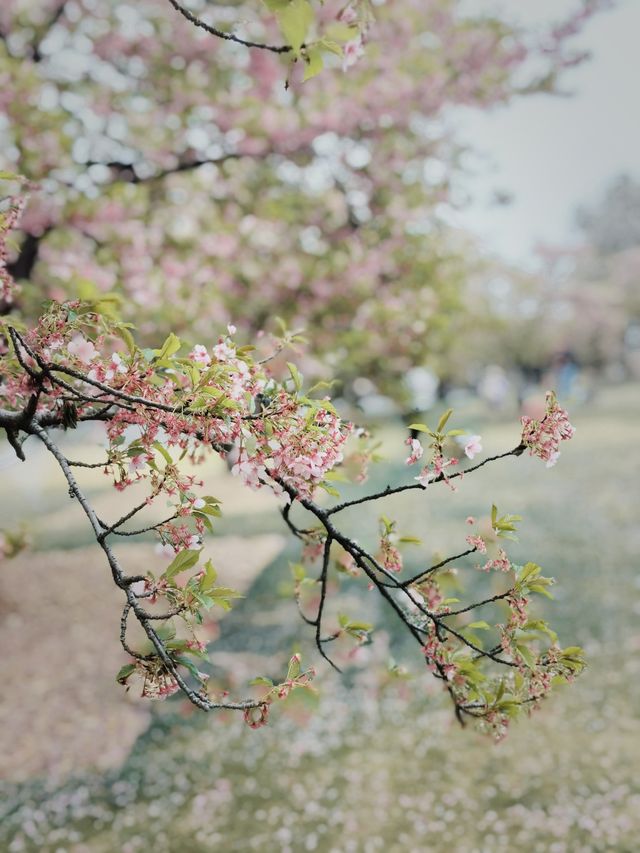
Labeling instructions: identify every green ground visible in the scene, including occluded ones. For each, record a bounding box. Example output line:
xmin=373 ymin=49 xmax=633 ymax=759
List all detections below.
xmin=1 ymin=385 xmax=639 ymax=852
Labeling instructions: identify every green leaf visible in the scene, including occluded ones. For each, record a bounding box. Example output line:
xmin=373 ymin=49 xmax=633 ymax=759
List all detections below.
xmin=286 ymin=361 xmax=303 ymax=391
xmin=407 ymin=423 xmax=433 ymax=434
xmin=348 ymin=621 xmax=373 ymax=632
xmin=436 ymin=408 xmax=453 ymax=433
xmin=290 ymin=562 xmax=306 ymax=581
xmin=515 ymin=643 xmax=536 ymax=669
xmin=318 ymin=481 xmax=340 ymax=497
xmin=201 ymin=558 xmax=218 ymax=591
xmin=518 ymin=562 xmax=541 ymax=584
xmin=116 ymin=663 xmax=136 ymax=684
xmin=175 ymin=655 xmax=203 ymax=681
xmin=116 ymin=324 xmax=136 ymax=356
xmin=153 ymin=441 xmax=173 ymax=466
xmin=529 ymin=583 xmax=554 ymax=599
xmin=164 ymin=549 xmax=200 ymax=580
xmin=467 ymin=620 xmax=492 ymax=630
xmin=287 ymin=655 xmax=301 ymax=680
xmin=155 ymin=621 xmax=177 ymax=642
xmin=209 ymin=586 xmax=243 ymax=610
xmin=318 ymin=37 xmax=344 ymax=57
xmin=303 ymin=45 xmax=324 ymax=81
xmin=250 ymin=675 xmax=275 ymax=687
xmin=155 ymin=332 xmax=181 ymax=361
xmin=276 ymin=0 xmax=313 ymax=54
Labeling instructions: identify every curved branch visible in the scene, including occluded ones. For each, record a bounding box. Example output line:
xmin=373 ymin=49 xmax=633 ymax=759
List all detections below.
xmin=314 ymin=536 xmax=341 ymax=672
xmin=326 ymin=446 xmax=526 ymax=516
xmin=29 ymin=421 xmax=263 ymax=713
xmin=165 ymin=0 xmax=294 ymax=55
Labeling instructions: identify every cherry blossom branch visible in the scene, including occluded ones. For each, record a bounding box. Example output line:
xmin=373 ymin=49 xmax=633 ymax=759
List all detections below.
xmin=26 ymin=419 xmax=264 ymax=713
xmin=88 ymin=152 xmax=257 ymax=185
xmin=445 ymin=591 xmax=513 ymax=618
xmin=401 ymin=547 xmax=478 ymax=588
xmin=0 ymin=299 xmax=581 ymax=733
xmin=165 ymin=0 xmax=294 ymax=55
xmin=313 ymin=536 xmax=341 ymax=672
xmin=325 ymin=446 xmax=527 ymax=516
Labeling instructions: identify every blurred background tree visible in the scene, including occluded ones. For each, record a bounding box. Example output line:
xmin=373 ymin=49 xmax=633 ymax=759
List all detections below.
xmin=1 ymin=0 xmax=600 ymax=405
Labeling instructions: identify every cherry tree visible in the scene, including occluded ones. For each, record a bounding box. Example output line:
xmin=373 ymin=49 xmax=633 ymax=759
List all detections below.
xmin=2 ymin=171 xmax=582 ymax=739
xmin=1 ymin=1 xmax=596 ymax=737
xmin=0 ymin=0 xmax=603 ymax=400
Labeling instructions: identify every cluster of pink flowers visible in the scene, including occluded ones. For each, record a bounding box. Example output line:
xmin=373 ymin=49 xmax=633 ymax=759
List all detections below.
xmin=157 ymin=523 xmax=201 ymax=554
xmin=404 ymin=437 xmax=424 ymax=465
xmin=336 ymin=551 xmax=357 ymax=576
xmin=0 ymin=189 xmax=27 ymax=305
xmin=521 ymin=391 xmax=575 ymax=467
xmin=338 ymin=3 xmax=367 ymax=72
xmin=415 ymin=454 xmax=459 ymax=490
xmin=482 ymin=709 xmax=510 ymax=742
xmin=379 ymin=535 xmax=403 ymax=573
xmin=251 ymin=400 xmax=353 ymax=499
xmin=301 ymin=529 xmax=327 ymax=563
xmin=506 ymin=592 xmax=529 ymax=630
xmin=465 ymin=534 xmax=487 ymax=554
xmin=5 ymin=305 xmax=353 ymax=512
xmin=417 ymin=580 xmax=447 ymax=613
xmin=481 ymin=548 xmax=511 ymax=572
xmin=422 ymin=626 xmax=458 ymax=682
xmin=243 ymin=704 xmax=270 ymax=729
xmin=124 ymin=661 xmax=180 ymax=700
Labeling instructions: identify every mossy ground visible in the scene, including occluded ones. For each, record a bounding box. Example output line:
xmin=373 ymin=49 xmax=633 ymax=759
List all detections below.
xmin=1 ymin=384 xmax=638 ymax=852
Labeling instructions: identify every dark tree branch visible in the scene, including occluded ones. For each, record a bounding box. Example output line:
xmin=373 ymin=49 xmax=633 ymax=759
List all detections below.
xmin=402 ymin=547 xmax=478 ymax=588
xmin=28 ymin=420 xmax=262 ymax=713
xmin=314 ymin=536 xmax=341 ymax=672
xmin=165 ymin=0 xmax=294 ymax=55
xmin=326 ymin=446 xmax=526 ymax=517
xmin=88 ymin=153 xmax=249 ymax=185
xmin=31 ymin=1 xmax=68 ymax=62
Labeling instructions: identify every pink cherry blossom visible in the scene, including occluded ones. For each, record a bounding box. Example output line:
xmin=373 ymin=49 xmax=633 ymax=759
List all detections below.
xmin=128 ymin=454 xmax=147 ymax=474
xmin=404 ymin=437 xmax=424 ymax=465
xmin=338 ymin=5 xmax=358 ymax=26
xmin=482 ymin=548 xmax=511 ymax=572
xmin=415 ymin=455 xmax=459 ymax=490
xmin=67 ymin=335 xmax=97 ymax=364
xmin=189 ymin=345 xmax=211 ymax=366
xmin=105 ymin=353 xmax=127 ymax=381
xmin=466 ymin=534 xmax=487 ymax=554
xmin=521 ymin=391 xmax=575 ymax=466
xmin=212 ymin=341 xmax=236 ymax=362
xmin=342 ymin=37 xmax=364 ymax=72
xmin=463 ymin=434 xmax=483 ymax=460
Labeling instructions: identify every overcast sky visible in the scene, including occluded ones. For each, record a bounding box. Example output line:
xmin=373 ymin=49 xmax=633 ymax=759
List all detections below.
xmin=448 ymin=0 xmax=640 ymax=266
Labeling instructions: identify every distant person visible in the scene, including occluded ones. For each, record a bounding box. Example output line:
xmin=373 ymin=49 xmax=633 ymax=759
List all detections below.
xmin=554 ymin=350 xmax=580 ymax=400
xmin=478 ymin=365 xmax=510 ymax=410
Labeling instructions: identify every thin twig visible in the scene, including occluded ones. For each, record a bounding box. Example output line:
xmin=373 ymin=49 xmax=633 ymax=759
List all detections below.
xmin=165 ymin=0 xmax=294 ymax=55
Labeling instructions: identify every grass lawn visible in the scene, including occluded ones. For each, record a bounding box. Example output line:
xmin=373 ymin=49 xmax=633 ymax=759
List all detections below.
xmin=1 ymin=384 xmax=639 ymax=852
